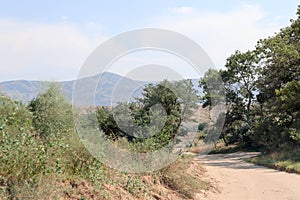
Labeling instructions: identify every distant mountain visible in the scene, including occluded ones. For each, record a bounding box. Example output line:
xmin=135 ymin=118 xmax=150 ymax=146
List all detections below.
xmin=0 ymin=72 xmax=200 ymax=106
xmin=0 ymin=80 xmax=40 ymax=103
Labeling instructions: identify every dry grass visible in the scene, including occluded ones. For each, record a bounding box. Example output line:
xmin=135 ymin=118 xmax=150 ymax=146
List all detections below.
xmin=162 ymin=155 xmax=211 ymax=199
xmin=0 ymin=151 xmax=211 ymax=200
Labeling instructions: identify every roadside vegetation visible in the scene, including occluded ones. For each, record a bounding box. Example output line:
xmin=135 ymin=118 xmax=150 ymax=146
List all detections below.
xmin=1 ymin=4 xmax=300 ymax=200
xmin=96 ymin=79 xmax=198 ymax=152
xmin=161 ymin=155 xmax=210 ymax=199
xmin=198 ymin=5 xmax=300 ymax=173
xmin=246 ymin=149 xmax=300 ymax=174
xmin=0 ymin=82 xmax=209 ymax=199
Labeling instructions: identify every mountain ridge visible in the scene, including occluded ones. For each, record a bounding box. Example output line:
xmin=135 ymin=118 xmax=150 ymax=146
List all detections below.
xmin=0 ymin=72 xmax=200 ymax=105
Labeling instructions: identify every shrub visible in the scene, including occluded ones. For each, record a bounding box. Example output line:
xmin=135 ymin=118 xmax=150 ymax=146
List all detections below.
xmin=28 ymin=83 xmax=74 ymax=138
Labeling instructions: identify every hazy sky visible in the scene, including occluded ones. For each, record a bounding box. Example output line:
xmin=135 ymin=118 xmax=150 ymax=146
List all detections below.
xmin=0 ymin=0 xmax=299 ymax=81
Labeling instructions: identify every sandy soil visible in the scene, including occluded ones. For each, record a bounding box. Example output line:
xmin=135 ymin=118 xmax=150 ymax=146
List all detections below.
xmin=196 ymin=152 xmax=300 ymax=200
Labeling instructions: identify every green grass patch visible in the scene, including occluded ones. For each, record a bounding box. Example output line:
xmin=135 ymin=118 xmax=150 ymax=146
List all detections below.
xmin=246 ymin=149 xmax=300 ymax=174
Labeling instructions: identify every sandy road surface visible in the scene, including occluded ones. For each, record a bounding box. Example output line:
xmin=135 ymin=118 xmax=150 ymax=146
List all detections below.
xmin=196 ymin=152 xmax=300 ymax=200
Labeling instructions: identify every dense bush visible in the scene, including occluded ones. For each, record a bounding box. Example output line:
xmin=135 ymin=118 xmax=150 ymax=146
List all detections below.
xmin=0 ymin=95 xmax=47 ymax=184
xmin=0 ymin=85 xmax=108 ymax=199
xmin=96 ymin=80 xmax=198 ymax=152
xmin=200 ymin=6 xmax=300 ymax=150
xmin=28 ymin=84 xmax=74 ymax=138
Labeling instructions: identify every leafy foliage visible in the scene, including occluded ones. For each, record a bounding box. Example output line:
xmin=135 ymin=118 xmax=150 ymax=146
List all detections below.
xmin=200 ymin=5 xmax=300 ymax=149
xmin=28 ymin=84 xmax=74 ymax=138
xmin=0 ymin=86 xmax=107 ymax=199
xmin=0 ymin=95 xmax=47 ymax=184
xmin=96 ymin=79 xmax=198 ymax=152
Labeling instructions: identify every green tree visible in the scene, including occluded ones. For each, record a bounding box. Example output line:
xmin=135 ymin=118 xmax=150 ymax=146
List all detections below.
xmin=199 ymin=55 xmax=260 ymax=146
xmin=0 ymin=94 xmax=33 ymax=133
xmin=275 ymin=80 xmax=300 ymax=145
xmin=28 ymin=83 xmax=73 ymax=138
xmin=96 ymin=79 xmax=198 ymax=151
xmin=222 ymin=50 xmax=259 ymax=145
xmin=199 ymin=69 xmax=225 ymax=108
xmin=252 ymin=6 xmax=300 ymax=148
xmin=199 ymin=69 xmax=228 ymax=144
xmin=0 ymin=95 xmax=47 ymax=185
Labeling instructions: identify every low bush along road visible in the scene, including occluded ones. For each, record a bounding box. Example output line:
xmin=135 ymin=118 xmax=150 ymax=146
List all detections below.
xmin=196 ymin=152 xmax=300 ymax=200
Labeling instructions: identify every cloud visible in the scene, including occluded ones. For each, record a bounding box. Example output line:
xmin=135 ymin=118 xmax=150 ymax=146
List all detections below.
xmin=0 ymin=19 xmax=106 ymax=81
xmin=152 ymin=4 xmax=283 ymax=68
xmin=168 ymin=7 xmax=197 ymax=15
xmin=0 ymin=4 xmax=288 ymax=81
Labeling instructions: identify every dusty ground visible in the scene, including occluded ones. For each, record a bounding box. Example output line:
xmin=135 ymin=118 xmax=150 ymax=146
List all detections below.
xmin=196 ymin=152 xmax=300 ymax=200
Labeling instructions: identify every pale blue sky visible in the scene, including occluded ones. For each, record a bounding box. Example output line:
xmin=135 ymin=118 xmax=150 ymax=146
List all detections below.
xmin=0 ymin=1 xmax=299 ymax=81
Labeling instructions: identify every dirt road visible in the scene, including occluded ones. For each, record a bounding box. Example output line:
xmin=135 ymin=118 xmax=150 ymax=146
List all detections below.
xmin=196 ymin=152 xmax=300 ymax=200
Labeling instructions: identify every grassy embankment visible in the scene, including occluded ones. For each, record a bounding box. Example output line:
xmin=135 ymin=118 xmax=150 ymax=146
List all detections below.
xmin=197 ymin=141 xmax=300 ymax=175
xmin=0 ymin=145 xmax=211 ymax=200
xmin=0 ymin=90 xmax=212 ymax=200
xmin=246 ymin=149 xmax=300 ymax=174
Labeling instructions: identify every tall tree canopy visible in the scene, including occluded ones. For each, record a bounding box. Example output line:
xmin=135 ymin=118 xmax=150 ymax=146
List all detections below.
xmin=96 ymin=79 xmax=198 ymax=152
xmin=200 ymin=5 xmax=300 ymax=148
